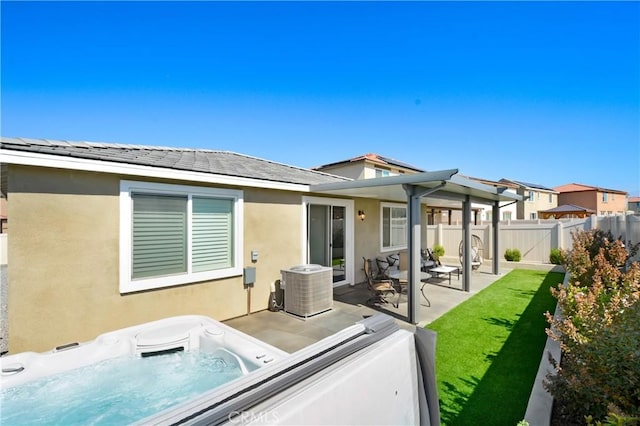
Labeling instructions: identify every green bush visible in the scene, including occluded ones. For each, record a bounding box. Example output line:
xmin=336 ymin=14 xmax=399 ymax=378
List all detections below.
xmin=549 ymin=248 xmax=564 ymax=265
xmin=432 ymin=244 xmax=445 ymax=259
xmin=504 ymin=248 xmax=521 ymax=262
xmin=545 ymin=229 xmax=640 ymax=425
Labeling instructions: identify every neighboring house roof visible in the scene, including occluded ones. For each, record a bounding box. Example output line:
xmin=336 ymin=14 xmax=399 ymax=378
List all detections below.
xmin=538 ymin=204 xmax=595 ymax=219
xmin=0 ymin=137 xmax=348 ymax=186
xmin=499 ymin=178 xmax=557 ymax=193
xmin=554 ymin=183 xmax=627 ymax=195
xmin=629 ymin=196 xmax=640 ymax=203
xmin=313 ymin=153 xmax=425 ymax=173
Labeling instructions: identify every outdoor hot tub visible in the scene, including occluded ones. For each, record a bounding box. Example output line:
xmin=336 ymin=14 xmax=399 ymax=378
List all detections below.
xmin=1 ymin=314 xmax=440 ymax=425
xmin=0 ymin=315 xmax=288 ymax=425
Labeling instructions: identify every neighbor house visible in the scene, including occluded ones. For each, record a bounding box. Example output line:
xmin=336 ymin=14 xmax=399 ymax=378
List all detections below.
xmin=0 ymin=137 xmax=518 ymax=352
xmin=499 ymin=179 xmax=558 ymax=220
xmin=554 ymin=183 xmax=628 ymax=216
xmin=464 ymin=176 xmax=519 ymax=222
xmin=312 ymin=152 xmax=424 ymax=180
xmin=629 ymin=196 xmax=640 ymax=214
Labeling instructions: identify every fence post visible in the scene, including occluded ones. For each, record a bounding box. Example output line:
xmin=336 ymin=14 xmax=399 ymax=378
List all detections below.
xmin=437 ymin=223 xmax=443 ymax=246
xmin=556 ymin=221 xmax=563 ymax=250
xmin=590 ymin=214 xmax=598 ymax=230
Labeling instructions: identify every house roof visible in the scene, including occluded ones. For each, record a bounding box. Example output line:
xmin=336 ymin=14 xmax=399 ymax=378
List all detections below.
xmin=540 ymin=204 xmax=595 ymax=214
xmin=313 ymin=153 xmax=425 ymax=173
xmin=629 ymin=196 xmax=640 ymax=203
xmin=0 ymin=137 xmax=348 ymax=187
xmin=1 ymin=136 xmax=521 ymax=208
xmin=554 ymin=182 xmax=627 ymax=195
xmin=499 ymin=178 xmax=556 ymax=192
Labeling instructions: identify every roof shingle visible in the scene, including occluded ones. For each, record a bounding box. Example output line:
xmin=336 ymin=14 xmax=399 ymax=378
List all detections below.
xmin=1 ymin=137 xmax=349 ymax=186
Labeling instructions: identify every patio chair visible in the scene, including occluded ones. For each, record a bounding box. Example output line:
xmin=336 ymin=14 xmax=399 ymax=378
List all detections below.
xmin=386 ymin=253 xmax=400 ymax=269
xmin=421 ymin=249 xmax=440 ymax=271
xmin=375 ymin=256 xmax=391 ymax=280
xmin=458 ymin=235 xmax=484 ymax=270
xmin=363 ymin=257 xmax=399 ymax=308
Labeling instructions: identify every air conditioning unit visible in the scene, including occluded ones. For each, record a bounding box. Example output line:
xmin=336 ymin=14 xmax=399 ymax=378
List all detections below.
xmin=281 ymin=264 xmax=333 ymax=318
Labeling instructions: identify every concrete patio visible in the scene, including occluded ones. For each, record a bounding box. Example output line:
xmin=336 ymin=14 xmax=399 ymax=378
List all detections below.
xmin=224 ymin=264 xmax=512 ymax=353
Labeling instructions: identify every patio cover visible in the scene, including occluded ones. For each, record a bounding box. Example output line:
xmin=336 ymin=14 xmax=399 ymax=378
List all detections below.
xmin=310 ymin=170 xmax=522 ymax=324
xmin=539 ymin=204 xmax=595 ymax=219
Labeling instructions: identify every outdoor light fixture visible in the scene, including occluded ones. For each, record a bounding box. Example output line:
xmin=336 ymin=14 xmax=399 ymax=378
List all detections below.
xmin=358 ymin=210 xmax=366 ymax=221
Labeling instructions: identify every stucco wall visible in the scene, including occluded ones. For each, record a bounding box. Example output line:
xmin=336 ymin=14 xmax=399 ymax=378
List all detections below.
xmin=559 ymin=191 xmax=627 ymax=215
xmin=595 ymin=192 xmax=627 ymax=215
xmin=559 ymin=191 xmax=598 ymax=210
xmin=353 ymin=198 xmax=380 ymax=283
xmin=7 ymin=166 xmax=304 ymax=353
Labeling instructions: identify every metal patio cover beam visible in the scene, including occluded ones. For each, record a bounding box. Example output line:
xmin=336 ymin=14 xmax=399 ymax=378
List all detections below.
xmin=310 ymin=170 xmax=521 ymax=206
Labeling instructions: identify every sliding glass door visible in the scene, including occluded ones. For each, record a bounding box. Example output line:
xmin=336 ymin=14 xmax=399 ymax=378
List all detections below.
xmin=305 ymin=198 xmax=353 ymax=286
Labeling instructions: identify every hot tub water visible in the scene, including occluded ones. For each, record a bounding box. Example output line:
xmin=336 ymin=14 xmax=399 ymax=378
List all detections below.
xmin=1 ymin=348 xmax=244 ymax=425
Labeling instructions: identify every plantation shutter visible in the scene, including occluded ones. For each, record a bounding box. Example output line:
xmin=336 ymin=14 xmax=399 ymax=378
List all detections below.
xmin=391 ymin=207 xmax=407 ymax=247
xmin=132 ymin=194 xmax=187 ymax=279
xmin=382 ymin=207 xmax=391 ymax=247
xmin=192 ymin=197 xmax=233 ymax=272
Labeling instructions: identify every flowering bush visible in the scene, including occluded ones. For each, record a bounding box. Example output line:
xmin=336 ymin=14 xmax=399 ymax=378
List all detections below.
xmin=545 ymin=229 xmax=640 ymax=424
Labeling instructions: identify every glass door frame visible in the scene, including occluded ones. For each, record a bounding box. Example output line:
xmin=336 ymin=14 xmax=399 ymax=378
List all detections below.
xmin=302 ymin=196 xmax=354 ymax=287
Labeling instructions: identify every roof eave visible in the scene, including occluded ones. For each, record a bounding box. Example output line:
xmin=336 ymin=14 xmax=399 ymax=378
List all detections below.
xmin=0 ymin=148 xmax=315 ymax=192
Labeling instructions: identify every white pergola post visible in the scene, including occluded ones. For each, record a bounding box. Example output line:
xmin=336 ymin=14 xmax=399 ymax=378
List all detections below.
xmin=492 ymin=201 xmax=500 ymax=275
xmin=406 ymin=187 xmax=422 ymax=324
xmin=404 ymin=182 xmax=446 ymax=324
xmin=462 ymin=195 xmax=472 ymax=292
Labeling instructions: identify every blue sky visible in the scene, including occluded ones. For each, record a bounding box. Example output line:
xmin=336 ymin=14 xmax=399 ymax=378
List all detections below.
xmin=2 ymin=1 xmax=639 ymax=195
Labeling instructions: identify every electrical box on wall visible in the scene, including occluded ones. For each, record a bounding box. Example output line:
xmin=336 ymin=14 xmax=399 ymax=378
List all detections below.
xmin=251 ymin=251 xmax=259 ymax=262
xmin=243 ymin=267 xmax=256 ymax=288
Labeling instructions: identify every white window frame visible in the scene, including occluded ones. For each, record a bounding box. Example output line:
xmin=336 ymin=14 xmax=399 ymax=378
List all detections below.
xmin=120 ymin=180 xmax=243 ymax=293
xmin=380 ymin=202 xmax=407 ymax=252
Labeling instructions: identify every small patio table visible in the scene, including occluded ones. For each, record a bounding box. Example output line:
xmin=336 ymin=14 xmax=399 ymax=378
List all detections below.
xmin=387 ymin=269 xmax=432 ymax=307
xmin=428 ymin=265 xmax=460 ymax=287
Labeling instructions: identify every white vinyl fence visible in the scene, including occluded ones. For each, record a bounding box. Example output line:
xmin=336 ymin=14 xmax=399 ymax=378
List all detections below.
xmin=422 ymin=213 xmax=640 ymax=264
xmin=0 ymin=234 xmax=6 ymax=265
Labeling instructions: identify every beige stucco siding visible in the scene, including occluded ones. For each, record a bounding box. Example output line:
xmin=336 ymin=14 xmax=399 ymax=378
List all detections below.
xmin=7 ymin=165 xmax=304 ymax=353
xmin=559 ymin=191 xmax=598 ymax=210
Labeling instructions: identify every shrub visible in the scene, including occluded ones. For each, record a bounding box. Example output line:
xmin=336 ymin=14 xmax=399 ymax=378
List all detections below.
xmin=432 ymin=244 xmax=445 ymax=259
xmin=549 ymin=248 xmax=564 ymax=265
xmin=504 ymin=248 xmax=522 ymax=262
xmin=545 ymin=229 xmax=640 ymax=425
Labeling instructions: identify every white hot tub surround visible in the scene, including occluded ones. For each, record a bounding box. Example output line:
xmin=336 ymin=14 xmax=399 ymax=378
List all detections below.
xmin=0 ymin=315 xmax=288 ymax=388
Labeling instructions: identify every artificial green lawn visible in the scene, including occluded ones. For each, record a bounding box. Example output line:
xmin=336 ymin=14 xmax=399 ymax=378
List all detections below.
xmin=426 ymin=269 xmax=563 ymax=426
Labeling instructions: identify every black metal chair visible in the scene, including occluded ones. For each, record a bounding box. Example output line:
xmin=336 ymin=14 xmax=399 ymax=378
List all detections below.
xmin=363 ymin=257 xmax=399 ymax=308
